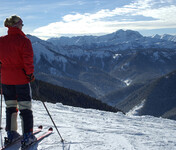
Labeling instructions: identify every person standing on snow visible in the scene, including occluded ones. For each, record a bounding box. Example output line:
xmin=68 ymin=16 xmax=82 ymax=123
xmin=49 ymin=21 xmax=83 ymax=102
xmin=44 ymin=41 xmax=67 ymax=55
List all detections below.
xmin=0 ymin=15 xmax=36 ymax=147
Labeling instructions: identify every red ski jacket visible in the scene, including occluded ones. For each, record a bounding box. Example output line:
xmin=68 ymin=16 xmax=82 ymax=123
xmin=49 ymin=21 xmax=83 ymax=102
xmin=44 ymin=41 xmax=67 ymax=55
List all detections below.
xmin=0 ymin=27 xmax=34 ymax=85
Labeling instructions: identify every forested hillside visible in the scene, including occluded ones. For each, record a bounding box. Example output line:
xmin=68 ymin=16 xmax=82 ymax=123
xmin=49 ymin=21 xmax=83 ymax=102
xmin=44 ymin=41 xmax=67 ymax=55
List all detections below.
xmin=117 ymin=70 xmax=176 ymax=120
xmin=31 ymin=79 xmax=120 ymax=113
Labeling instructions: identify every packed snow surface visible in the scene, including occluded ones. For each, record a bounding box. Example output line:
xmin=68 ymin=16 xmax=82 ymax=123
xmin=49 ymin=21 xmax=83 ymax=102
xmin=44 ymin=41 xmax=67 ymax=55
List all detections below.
xmin=1 ymin=99 xmax=176 ymax=150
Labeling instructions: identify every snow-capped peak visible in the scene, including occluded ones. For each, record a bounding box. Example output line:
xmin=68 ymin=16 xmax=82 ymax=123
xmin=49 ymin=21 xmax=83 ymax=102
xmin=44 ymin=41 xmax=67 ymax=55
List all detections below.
xmin=110 ymin=29 xmax=143 ymax=39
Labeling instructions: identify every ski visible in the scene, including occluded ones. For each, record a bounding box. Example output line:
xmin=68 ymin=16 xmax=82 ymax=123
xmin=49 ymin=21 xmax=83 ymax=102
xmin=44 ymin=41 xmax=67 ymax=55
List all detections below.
xmin=0 ymin=125 xmax=43 ymax=150
xmin=21 ymin=127 xmax=53 ymax=150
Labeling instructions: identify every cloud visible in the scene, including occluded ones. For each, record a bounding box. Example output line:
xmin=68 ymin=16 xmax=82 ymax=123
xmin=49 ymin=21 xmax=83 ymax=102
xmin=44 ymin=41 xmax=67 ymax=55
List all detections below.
xmin=138 ymin=5 xmax=176 ymax=21
xmin=0 ymin=27 xmax=7 ymax=36
xmin=31 ymin=0 xmax=176 ymax=39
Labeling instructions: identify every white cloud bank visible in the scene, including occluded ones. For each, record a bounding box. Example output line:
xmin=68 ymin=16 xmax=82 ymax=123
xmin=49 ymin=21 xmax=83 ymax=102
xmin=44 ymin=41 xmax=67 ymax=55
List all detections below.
xmin=31 ymin=0 xmax=176 ymax=39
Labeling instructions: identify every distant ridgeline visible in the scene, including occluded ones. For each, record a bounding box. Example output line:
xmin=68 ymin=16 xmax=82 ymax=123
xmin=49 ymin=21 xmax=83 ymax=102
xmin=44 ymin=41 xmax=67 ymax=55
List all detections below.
xmin=117 ymin=70 xmax=176 ymax=120
xmin=31 ymin=79 xmax=120 ymax=113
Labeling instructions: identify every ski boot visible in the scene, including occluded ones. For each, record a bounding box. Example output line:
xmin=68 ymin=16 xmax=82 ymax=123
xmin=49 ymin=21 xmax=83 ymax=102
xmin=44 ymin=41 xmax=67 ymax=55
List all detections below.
xmin=21 ymin=132 xmax=37 ymax=149
xmin=4 ymin=131 xmax=21 ymax=145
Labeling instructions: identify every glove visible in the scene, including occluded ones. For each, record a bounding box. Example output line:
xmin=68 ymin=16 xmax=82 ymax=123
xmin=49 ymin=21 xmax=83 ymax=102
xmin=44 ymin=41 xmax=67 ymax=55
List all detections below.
xmin=26 ymin=73 xmax=35 ymax=82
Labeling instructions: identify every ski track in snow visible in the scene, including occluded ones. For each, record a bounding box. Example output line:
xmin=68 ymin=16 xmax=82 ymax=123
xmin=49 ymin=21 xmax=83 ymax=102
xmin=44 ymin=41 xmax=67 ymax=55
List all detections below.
xmin=0 ymin=99 xmax=176 ymax=150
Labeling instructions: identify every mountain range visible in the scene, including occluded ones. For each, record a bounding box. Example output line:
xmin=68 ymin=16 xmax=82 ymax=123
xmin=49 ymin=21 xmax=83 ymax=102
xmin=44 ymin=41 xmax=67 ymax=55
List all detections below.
xmin=28 ymin=29 xmax=176 ymax=119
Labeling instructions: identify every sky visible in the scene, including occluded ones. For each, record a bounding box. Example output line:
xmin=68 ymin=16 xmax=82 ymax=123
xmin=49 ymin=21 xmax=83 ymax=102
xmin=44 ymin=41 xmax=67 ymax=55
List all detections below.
xmin=0 ymin=0 xmax=176 ymax=40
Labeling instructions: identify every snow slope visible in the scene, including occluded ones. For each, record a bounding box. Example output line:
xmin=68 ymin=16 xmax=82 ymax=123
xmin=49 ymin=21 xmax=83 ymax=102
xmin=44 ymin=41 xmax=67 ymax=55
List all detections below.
xmin=1 ymin=99 xmax=176 ymax=150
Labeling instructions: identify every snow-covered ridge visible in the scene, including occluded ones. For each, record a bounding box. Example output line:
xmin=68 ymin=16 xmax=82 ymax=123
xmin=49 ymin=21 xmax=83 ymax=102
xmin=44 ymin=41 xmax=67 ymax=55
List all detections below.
xmin=28 ymin=34 xmax=121 ymax=66
xmin=28 ymin=29 xmax=176 ymax=66
xmin=47 ymin=29 xmax=143 ymax=46
xmin=1 ymin=99 xmax=176 ymax=150
xmin=47 ymin=29 xmax=176 ymax=50
xmin=27 ymin=34 xmax=69 ymax=64
xmin=152 ymin=34 xmax=176 ymax=42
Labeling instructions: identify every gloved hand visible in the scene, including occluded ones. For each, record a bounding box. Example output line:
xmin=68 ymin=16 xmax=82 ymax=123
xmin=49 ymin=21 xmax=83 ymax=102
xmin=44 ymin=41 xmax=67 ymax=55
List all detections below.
xmin=26 ymin=73 xmax=35 ymax=82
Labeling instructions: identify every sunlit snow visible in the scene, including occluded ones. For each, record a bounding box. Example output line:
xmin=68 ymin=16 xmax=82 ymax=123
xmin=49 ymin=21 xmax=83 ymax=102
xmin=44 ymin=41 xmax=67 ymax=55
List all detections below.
xmin=0 ymin=99 xmax=176 ymax=150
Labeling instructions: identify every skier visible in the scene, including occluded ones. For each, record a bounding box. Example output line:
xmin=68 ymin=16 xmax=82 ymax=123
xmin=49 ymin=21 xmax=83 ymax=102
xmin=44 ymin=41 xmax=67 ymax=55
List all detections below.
xmin=0 ymin=15 xmax=36 ymax=147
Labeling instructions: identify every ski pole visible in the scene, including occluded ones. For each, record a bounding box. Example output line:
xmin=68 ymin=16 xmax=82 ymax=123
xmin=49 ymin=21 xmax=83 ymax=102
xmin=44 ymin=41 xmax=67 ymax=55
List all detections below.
xmin=35 ymin=80 xmax=64 ymax=143
xmin=0 ymin=62 xmax=4 ymax=149
xmin=0 ymin=62 xmax=3 ymax=130
xmin=42 ymin=101 xmax=64 ymax=143
xmin=0 ymin=87 xmax=2 ymax=130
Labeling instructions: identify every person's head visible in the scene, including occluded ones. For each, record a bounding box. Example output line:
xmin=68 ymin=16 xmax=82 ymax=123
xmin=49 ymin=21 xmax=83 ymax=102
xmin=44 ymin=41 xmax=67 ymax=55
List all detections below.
xmin=4 ymin=15 xmax=23 ymax=30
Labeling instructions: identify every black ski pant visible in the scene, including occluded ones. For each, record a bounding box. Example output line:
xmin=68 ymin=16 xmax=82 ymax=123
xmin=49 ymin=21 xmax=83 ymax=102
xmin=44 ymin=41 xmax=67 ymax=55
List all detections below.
xmin=2 ymin=83 xmax=33 ymax=134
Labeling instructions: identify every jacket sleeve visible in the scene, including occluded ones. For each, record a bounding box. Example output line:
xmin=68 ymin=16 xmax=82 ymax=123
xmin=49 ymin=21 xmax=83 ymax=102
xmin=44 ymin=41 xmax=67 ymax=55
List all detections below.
xmin=22 ymin=38 xmax=34 ymax=75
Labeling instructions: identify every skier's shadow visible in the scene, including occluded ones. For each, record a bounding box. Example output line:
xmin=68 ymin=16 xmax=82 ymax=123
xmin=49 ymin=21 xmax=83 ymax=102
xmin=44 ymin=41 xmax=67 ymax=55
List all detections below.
xmin=25 ymin=141 xmax=40 ymax=150
xmin=5 ymin=141 xmax=40 ymax=150
xmin=27 ymin=143 xmax=38 ymax=150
